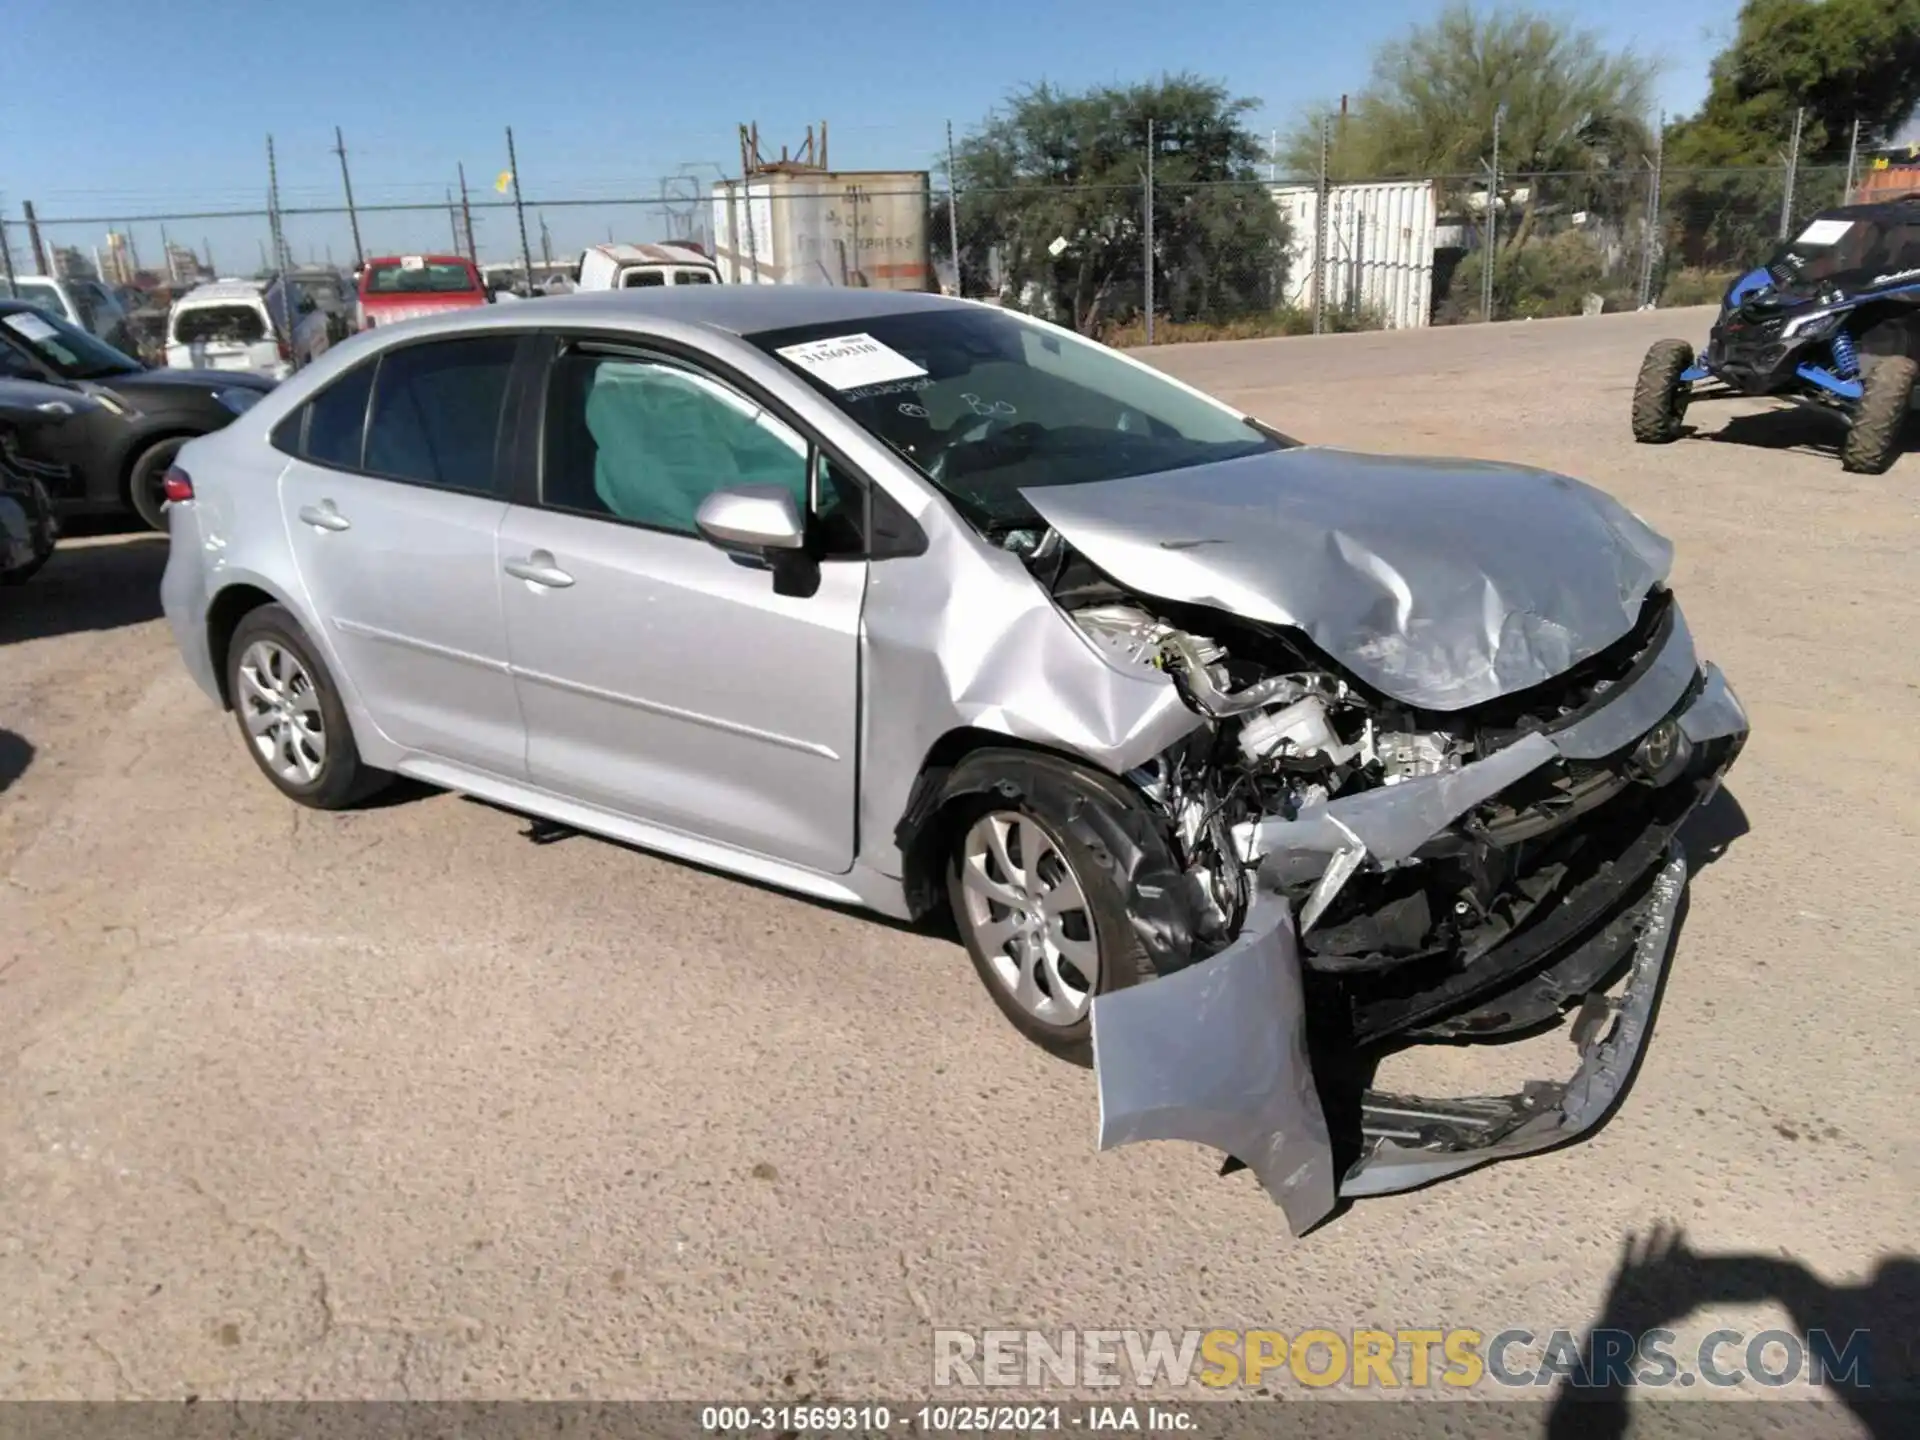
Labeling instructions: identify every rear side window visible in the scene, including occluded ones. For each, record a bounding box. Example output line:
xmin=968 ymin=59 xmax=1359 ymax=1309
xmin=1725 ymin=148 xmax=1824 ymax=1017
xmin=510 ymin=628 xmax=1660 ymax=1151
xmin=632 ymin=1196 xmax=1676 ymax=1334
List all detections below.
xmin=674 ymin=269 xmax=714 ymax=285
xmin=363 ymin=336 xmax=516 ymax=492
xmin=306 ymin=360 xmax=377 ymax=467
xmin=622 ymin=270 xmax=666 ymax=288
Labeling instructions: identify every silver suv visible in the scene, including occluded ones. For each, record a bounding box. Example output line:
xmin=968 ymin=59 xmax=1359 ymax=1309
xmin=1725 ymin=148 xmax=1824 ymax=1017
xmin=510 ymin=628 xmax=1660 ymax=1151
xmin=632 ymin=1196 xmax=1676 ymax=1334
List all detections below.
xmin=161 ymin=289 xmax=1748 ymax=1231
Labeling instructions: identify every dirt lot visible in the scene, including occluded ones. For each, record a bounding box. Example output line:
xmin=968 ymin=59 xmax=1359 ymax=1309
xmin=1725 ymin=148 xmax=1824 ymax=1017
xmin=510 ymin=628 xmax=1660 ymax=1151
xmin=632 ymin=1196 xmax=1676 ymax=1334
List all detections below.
xmin=2 ymin=308 xmax=1916 ymax=1406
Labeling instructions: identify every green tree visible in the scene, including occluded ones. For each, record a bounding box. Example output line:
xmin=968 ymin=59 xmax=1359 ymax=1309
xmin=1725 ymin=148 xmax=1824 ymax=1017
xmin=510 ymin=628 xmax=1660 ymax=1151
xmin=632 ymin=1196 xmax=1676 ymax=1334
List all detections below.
xmin=1664 ymin=0 xmax=1920 ymax=269
xmin=1281 ymin=4 xmax=1656 ymax=188
xmin=944 ymin=76 xmax=1286 ymax=334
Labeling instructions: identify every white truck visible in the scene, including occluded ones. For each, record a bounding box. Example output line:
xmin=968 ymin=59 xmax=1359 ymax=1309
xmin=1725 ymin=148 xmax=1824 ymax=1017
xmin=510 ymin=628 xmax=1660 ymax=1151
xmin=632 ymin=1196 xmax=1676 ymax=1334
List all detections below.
xmin=574 ymin=243 xmax=719 ymax=291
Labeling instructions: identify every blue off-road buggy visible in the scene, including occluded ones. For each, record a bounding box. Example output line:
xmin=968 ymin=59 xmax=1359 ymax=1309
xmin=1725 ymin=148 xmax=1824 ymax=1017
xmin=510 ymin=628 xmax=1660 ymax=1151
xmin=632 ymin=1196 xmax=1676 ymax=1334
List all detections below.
xmin=1633 ymin=197 xmax=1920 ymax=473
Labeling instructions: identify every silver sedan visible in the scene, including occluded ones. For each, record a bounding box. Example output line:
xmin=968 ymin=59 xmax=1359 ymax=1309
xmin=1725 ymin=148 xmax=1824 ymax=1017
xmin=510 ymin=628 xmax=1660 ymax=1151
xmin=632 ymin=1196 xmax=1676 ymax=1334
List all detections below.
xmin=160 ymin=288 xmax=1748 ymax=1232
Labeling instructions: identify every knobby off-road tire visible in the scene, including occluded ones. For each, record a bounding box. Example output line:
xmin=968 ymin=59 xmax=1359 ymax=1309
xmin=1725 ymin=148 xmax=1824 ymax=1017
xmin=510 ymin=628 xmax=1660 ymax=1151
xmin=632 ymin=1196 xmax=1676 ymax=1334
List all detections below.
xmin=1841 ymin=355 xmax=1917 ymax=475
xmin=1631 ymin=340 xmax=1694 ymax=444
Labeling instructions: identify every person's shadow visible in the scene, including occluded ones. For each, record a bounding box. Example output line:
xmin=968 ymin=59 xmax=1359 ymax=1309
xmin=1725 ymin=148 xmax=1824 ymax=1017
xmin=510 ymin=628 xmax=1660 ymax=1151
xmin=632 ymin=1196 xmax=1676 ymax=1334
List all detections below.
xmin=1546 ymin=1226 xmax=1919 ymax=1437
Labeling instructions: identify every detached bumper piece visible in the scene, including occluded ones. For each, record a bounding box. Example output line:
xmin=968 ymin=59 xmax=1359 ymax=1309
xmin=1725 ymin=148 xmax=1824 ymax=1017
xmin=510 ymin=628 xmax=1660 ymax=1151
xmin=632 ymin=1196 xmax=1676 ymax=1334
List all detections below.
xmin=1341 ymin=848 xmax=1684 ymax=1200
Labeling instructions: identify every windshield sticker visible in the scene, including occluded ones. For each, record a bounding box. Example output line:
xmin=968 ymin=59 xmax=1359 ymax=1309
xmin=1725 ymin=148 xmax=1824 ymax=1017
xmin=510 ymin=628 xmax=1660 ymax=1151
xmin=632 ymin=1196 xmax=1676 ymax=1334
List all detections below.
xmin=1873 ymin=266 xmax=1920 ymax=287
xmin=963 ymin=394 xmax=1018 ymax=417
xmin=840 ymin=375 xmax=931 ymax=401
xmin=776 ymin=334 xmax=926 ymax=391
xmin=4 ymin=312 xmax=58 ymax=342
xmin=1795 ymin=219 xmax=1852 ymax=246
xmin=400 ymin=255 xmax=426 ymax=270
xmin=898 ymin=402 xmax=929 ymax=418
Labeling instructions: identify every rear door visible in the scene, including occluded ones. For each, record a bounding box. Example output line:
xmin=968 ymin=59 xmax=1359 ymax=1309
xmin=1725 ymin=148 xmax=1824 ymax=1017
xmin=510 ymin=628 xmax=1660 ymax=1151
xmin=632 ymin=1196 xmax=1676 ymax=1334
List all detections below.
xmin=278 ymin=333 xmax=530 ymax=775
xmin=495 ymin=335 xmax=867 ymax=872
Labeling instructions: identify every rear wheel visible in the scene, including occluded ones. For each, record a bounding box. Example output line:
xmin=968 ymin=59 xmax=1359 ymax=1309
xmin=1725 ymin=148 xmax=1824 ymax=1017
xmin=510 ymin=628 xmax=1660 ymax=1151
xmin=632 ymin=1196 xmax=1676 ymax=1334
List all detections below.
xmin=126 ymin=435 xmax=189 ymax=532
xmin=1841 ymin=355 xmax=1917 ymax=475
xmin=1631 ymin=340 xmax=1694 ymax=444
xmin=225 ymin=604 xmax=391 ymax=809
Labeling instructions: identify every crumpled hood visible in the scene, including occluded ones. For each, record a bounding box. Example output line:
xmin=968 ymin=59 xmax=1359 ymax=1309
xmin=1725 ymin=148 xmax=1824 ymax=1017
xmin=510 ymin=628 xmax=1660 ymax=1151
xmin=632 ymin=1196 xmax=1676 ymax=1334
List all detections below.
xmin=1022 ymin=446 xmax=1673 ymax=711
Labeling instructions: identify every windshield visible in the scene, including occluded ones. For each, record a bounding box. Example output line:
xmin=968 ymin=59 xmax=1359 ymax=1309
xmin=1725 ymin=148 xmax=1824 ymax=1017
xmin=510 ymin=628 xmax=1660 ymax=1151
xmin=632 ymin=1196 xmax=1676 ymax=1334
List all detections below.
xmin=2 ymin=280 xmax=67 ymax=318
xmin=1 ymin=305 xmax=142 ymax=379
xmin=751 ymin=307 xmax=1286 ymax=526
xmin=363 ymin=260 xmax=480 ymax=295
xmin=1769 ymin=213 xmax=1920 ymax=291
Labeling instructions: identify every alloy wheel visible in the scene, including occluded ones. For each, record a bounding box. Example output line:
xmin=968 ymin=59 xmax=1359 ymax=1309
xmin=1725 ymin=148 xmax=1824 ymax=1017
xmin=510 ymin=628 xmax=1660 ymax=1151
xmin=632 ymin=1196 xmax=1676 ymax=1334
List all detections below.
xmin=237 ymin=639 xmax=327 ymax=785
xmin=958 ymin=811 xmax=1101 ymax=1026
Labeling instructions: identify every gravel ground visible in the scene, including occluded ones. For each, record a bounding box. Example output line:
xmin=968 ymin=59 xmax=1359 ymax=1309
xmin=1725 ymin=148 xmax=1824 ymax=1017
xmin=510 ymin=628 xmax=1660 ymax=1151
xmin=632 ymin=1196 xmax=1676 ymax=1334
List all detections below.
xmin=1 ymin=307 xmax=1914 ymax=1417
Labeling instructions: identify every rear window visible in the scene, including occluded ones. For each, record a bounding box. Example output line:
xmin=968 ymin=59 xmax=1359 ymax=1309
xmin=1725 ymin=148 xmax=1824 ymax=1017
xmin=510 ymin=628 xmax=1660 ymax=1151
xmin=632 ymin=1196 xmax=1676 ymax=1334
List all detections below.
xmin=622 ymin=270 xmax=666 ymax=288
xmin=363 ymin=261 xmax=480 ymax=296
xmin=173 ymin=304 xmax=267 ymax=344
xmin=674 ymin=269 xmax=715 ymax=285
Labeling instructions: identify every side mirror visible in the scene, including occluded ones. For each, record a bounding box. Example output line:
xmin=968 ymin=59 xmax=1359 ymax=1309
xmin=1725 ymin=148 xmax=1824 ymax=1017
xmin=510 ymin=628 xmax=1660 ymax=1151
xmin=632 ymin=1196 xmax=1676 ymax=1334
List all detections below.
xmin=695 ymin=483 xmax=806 ymax=555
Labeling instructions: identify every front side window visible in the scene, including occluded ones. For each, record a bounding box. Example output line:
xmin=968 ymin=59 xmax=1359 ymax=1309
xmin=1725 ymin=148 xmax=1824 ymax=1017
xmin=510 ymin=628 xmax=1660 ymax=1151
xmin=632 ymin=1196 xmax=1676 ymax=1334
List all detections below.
xmin=541 ymin=348 xmax=807 ymax=535
xmin=750 ymin=307 xmax=1285 ymax=529
xmin=363 ymin=336 xmax=516 ymax=491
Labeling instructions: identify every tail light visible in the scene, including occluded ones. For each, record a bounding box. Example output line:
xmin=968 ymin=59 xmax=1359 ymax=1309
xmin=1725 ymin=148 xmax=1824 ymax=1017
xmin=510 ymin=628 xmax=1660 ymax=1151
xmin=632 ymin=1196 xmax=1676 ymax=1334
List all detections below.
xmin=276 ymin=332 xmax=292 ymax=361
xmin=161 ymin=466 xmax=194 ymax=504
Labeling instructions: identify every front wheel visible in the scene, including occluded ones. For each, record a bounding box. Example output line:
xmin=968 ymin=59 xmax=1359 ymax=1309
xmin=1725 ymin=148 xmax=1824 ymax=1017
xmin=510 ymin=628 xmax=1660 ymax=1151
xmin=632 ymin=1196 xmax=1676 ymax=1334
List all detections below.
xmin=1632 ymin=340 xmax=1695 ymax=444
xmin=1841 ymin=355 xmax=1917 ymax=475
xmin=946 ymin=785 xmax=1156 ymax=1066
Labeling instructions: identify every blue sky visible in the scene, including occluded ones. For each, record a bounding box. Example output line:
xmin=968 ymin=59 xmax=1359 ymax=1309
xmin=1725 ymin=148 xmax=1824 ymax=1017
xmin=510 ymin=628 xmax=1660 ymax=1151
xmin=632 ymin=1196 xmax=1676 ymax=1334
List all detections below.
xmin=3 ymin=0 xmax=1742 ymax=271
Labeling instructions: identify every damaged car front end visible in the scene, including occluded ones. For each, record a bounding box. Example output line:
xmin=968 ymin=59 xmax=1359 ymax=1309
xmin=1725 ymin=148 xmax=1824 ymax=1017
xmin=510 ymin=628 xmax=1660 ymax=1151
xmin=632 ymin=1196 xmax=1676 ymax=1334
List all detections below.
xmin=751 ymin=299 xmax=1747 ymax=1233
xmin=1027 ymin=454 xmax=1749 ymax=1233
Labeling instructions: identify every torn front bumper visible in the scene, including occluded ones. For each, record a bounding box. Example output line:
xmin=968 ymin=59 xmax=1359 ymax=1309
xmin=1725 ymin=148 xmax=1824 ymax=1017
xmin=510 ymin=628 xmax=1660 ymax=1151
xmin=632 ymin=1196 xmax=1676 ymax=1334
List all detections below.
xmin=1090 ymin=616 xmax=1748 ymax=1234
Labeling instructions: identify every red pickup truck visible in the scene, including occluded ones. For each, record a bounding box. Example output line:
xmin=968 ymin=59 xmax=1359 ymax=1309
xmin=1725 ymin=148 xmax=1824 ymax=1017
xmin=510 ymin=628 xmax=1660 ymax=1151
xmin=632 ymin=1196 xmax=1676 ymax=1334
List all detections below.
xmin=355 ymin=254 xmax=488 ymax=330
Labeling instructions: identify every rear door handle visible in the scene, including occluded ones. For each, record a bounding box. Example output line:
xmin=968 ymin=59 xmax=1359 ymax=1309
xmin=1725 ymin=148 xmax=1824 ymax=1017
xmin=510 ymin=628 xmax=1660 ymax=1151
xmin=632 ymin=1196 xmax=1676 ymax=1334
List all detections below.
xmin=298 ymin=501 xmax=350 ymax=532
xmin=503 ymin=552 xmax=575 ymax=589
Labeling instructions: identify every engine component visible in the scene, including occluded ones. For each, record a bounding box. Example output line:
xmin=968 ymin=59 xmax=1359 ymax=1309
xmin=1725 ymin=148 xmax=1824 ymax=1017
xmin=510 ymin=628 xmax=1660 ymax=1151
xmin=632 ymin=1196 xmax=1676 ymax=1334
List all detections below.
xmin=1237 ymin=696 xmax=1362 ymax=768
xmin=1374 ymin=730 xmax=1467 ymax=783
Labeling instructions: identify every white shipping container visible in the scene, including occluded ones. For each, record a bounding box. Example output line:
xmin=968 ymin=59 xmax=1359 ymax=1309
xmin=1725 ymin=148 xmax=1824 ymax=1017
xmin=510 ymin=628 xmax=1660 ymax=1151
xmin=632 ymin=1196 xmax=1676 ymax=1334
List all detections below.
xmin=1270 ymin=179 xmax=1438 ymax=330
xmin=710 ymin=172 xmax=931 ymax=290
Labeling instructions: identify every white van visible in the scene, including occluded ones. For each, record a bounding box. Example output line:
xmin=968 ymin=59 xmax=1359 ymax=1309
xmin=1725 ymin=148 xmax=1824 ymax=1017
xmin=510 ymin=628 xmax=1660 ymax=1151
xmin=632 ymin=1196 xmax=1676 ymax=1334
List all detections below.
xmin=575 ymin=242 xmax=721 ymax=291
xmin=164 ymin=278 xmax=330 ymax=379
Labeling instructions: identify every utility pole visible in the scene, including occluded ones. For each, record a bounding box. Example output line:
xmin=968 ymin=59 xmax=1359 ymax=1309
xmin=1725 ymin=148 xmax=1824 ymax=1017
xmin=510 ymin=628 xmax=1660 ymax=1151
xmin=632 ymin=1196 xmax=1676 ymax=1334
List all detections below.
xmin=1638 ymin=112 xmax=1665 ymax=309
xmin=447 ymin=188 xmax=461 ymax=252
xmin=267 ymin=135 xmax=291 ymax=277
xmin=1143 ymin=118 xmax=1156 ymax=344
xmin=23 ymin=200 xmax=48 ymax=275
xmin=945 ymin=119 xmax=963 ymax=298
xmin=458 ymin=162 xmax=477 ymax=264
xmin=1312 ymin=114 xmax=1331 ymax=334
xmin=1779 ymin=106 xmax=1805 ymax=239
xmin=539 ymin=213 xmax=553 ymax=268
xmin=203 ymin=238 xmax=215 ymax=275
xmin=506 ymin=126 xmax=535 ymax=297
xmin=0 ymin=203 xmax=15 ymax=289
xmin=333 ymin=126 xmax=365 ymax=271
xmin=1842 ymin=116 xmax=1862 ymax=204
xmin=1482 ymin=106 xmax=1503 ymax=323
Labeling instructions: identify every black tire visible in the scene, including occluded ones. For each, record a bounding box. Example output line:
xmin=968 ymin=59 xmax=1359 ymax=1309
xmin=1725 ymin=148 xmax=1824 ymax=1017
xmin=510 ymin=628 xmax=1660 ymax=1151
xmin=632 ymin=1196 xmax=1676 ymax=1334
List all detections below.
xmin=0 ymin=545 xmax=54 ymax=586
xmin=1841 ymin=355 xmax=1917 ymax=475
xmin=943 ymin=758 xmax=1159 ymax=1066
xmin=225 ymin=603 xmax=391 ymax=810
xmin=1631 ymin=340 xmax=1694 ymax=444
xmin=126 ymin=435 xmax=191 ymax=532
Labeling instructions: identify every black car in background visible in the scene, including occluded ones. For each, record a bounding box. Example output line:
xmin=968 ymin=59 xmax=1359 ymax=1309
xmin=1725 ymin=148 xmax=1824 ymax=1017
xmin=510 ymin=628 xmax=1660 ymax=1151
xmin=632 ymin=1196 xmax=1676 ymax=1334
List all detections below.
xmin=0 ymin=300 xmax=274 ymax=529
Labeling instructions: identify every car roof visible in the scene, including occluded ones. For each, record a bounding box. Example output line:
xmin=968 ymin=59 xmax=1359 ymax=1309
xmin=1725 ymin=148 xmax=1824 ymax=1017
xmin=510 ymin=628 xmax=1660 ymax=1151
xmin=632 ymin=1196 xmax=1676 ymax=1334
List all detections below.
xmin=588 ymin=242 xmax=712 ymax=266
xmin=364 ymin=254 xmax=474 ymax=266
xmin=177 ymin=280 xmax=272 ymax=304
xmin=365 ymin=286 xmax=964 ymax=340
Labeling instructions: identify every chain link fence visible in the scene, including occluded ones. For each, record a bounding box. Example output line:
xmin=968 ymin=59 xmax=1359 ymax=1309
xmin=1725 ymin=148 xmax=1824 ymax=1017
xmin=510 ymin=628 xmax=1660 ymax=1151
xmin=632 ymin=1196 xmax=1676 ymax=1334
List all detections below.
xmin=1 ymin=154 xmax=1898 ymax=359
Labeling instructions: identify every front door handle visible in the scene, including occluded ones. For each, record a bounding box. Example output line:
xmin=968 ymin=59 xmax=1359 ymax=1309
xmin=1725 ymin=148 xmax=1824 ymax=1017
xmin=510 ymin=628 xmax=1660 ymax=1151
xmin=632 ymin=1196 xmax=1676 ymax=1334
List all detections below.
xmin=298 ymin=501 xmax=350 ymax=532
xmin=503 ymin=552 xmax=575 ymax=589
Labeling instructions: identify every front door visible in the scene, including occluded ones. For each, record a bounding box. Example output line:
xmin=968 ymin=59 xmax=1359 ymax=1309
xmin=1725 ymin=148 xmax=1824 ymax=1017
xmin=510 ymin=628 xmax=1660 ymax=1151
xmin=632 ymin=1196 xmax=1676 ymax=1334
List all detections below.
xmin=498 ymin=341 xmax=865 ymax=873
xmin=279 ymin=333 xmax=526 ymax=775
